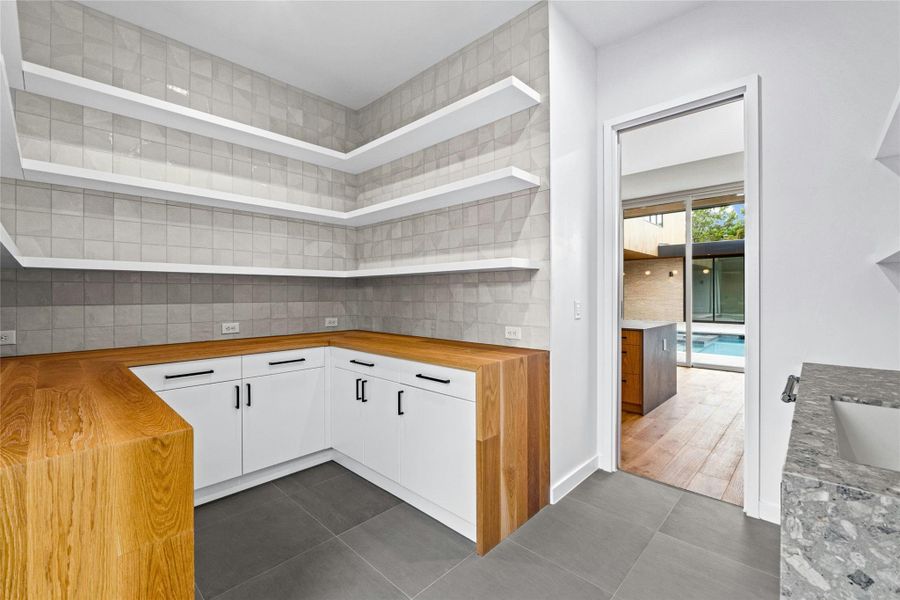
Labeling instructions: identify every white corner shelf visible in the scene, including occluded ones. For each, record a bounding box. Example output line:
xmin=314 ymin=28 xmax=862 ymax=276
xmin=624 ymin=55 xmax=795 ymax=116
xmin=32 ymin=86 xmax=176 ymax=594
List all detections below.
xmin=875 ymin=86 xmax=900 ymax=175
xmin=876 ymin=249 xmax=900 ymax=266
xmin=19 ymin=159 xmax=539 ymax=226
xmin=0 ymin=224 xmax=539 ymax=278
xmin=19 ymin=62 xmax=541 ymax=174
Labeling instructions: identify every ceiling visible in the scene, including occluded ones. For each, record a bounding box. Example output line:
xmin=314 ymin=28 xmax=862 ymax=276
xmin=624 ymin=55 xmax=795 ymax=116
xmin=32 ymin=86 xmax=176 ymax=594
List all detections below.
xmin=554 ymin=1 xmax=705 ymax=48
xmin=80 ymin=1 xmax=536 ymax=110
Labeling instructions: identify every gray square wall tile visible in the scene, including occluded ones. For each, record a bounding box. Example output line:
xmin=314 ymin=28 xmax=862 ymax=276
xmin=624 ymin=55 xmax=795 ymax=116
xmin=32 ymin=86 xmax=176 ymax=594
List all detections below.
xmin=614 ymin=533 xmax=779 ymax=600
xmin=659 ymin=492 xmax=780 ymax=576
xmin=341 ymin=503 xmax=474 ymax=597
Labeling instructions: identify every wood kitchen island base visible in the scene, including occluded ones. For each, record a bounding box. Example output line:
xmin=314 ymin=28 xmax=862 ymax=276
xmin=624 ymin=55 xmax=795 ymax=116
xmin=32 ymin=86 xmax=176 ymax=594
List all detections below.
xmin=0 ymin=331 xmax=548 ymax=598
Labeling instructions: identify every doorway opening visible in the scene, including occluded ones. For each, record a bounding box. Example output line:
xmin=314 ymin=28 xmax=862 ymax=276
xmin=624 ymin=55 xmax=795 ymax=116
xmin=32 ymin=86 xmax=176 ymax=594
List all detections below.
xmin=616 ymin=100 xmax=747 ymax=505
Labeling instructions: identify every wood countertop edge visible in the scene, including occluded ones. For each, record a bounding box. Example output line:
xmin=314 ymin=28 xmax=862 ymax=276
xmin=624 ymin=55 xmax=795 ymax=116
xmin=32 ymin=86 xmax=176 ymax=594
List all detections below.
xmin=1 ymin=330 xmax=548 ymax=469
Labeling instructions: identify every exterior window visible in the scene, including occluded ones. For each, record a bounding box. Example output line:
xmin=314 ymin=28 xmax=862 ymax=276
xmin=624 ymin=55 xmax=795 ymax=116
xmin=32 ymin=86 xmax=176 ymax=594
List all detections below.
xmin=692 ymin=256 xmax=744 ymax=323
xmin=643 ymin=214 xmax=663 ymax=226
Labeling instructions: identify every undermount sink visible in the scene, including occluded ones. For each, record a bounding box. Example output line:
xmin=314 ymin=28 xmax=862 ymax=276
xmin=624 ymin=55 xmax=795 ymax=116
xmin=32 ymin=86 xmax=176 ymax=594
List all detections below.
xmin=831 ymin=396 xmax=900 ymax=472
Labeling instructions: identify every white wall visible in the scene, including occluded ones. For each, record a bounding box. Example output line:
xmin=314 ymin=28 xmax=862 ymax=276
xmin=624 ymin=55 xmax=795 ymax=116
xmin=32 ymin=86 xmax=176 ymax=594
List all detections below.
xmin=548 ymin=4 xmax=599 ymax=499
xmin=593 ymin=1 xmax=900 ymax=520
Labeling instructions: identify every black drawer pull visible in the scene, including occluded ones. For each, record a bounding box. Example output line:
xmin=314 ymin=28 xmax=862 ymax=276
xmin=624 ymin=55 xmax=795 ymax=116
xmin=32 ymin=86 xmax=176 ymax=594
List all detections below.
xmin=350 ymin=359 xmax=374 ymax=367
xmin=268 ymin=357 xmax=306 ymax=366
xmin=398 ymin=390 xmax=404 ymax=415
xmin=355 ymin=378 xmax=362 ymax=401
xmin=165 ymin=369 xmax=214 ymax=379
xmin=361 ymin=380 xmax=368 ymax=402
xmin=234 ymin=385 xmax=240 ymax=409
xmin=416 ymin=373 xmax=450 ymax=384
xmin=246 ymin=382 xmax=251 ymax=407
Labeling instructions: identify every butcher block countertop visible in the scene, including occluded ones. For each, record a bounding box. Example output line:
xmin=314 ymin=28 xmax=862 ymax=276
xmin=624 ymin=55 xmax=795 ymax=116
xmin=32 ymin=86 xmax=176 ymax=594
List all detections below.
xmin=0 ymin=330 xmax=549 ymax=598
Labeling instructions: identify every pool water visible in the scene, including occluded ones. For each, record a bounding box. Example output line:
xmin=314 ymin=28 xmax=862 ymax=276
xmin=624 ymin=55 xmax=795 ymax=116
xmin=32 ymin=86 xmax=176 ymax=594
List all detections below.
xmin=677 ymin=333 xmax=745 ymax=357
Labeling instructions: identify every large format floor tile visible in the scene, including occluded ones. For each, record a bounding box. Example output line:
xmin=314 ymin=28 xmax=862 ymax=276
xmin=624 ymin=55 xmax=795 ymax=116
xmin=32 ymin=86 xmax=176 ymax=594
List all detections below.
xmin=194 ymin=482 xmax=286 ymax=531
xmin=341 ymin=503 xmax=474 ymax=597
xmin=510 ymin=497 xmax=654 ymax=595
xmin=286 ymin=470 xmax=402 ymax=534
xmin=614 ymin=533 xmax=779 ymax=600
xmin=195 ymin=495 xmax=333 ymax=598
xmin=417 ymin=541 xmax=610 ymax=600
xmin=272 ymin=461 xmax=350 ymax=495
xmin=215 ymin=538 xmax=406 ymax=600
xmin=568 ymin=470 xmax=683 ymax=530
xmin=658 ymin=492 xmax=780 ymax=576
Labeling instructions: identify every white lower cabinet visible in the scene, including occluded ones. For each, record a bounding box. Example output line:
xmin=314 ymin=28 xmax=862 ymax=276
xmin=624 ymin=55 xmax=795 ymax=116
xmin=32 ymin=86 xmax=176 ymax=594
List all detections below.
xmin=159 ymin=381 xmax=243 ymax=490
xmin=331 ymin=366 xmax=365 ymax=463
xmin=242 ymin=368 xmax=326 ymax=473
xmin=399 ymin=387 xmax=476 ymax=524
xmin=361 ymin=377 xmax=402 ymax=482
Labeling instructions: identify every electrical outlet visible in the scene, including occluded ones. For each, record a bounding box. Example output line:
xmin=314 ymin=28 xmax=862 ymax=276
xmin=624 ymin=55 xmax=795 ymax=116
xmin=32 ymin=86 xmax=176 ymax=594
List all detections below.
xmin=0 ymin=330 xmax=15 ymax=345
xmin=325 ymin=317 xmax=338 ymax=327
xmin=221 ymin=322 xmax=240 ymax=335
xmin=574 ymin=300 xmax=583 ymax=320
xmin=504 ymin=326 xmax=522 ymax=340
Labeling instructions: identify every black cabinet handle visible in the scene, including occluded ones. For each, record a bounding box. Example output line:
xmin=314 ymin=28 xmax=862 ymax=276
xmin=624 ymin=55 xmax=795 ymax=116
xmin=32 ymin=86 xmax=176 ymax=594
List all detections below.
xmin=398 ymin=390 xmax=404 ymax=415
xmin=361 ymin=380 xmax=368 ymax=402
xmin=234 ymin=384 xmax=240 ymax=409
xmin=268 ymin=357 xmax=306 ymax=366
xmin=350 ymin=359 xmax=374 ymax=367
xmin=416 ymin=373 xmax=450 ymax=384
xmin=355 ymin=378 xmax=361 ymax=401
xmin=165 ymin=369 xmax=214 ymax=379
xmin=246 ymin=382 xmax=251 ymax=407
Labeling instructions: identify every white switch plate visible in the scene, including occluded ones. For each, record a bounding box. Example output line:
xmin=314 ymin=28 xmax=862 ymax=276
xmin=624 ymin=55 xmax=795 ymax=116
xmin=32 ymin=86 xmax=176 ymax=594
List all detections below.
xmin=325 ymin=317 xmax=338 ymax=327
xmin=221 ymin=322 xmax=240 ymax=334
xmin=0 ymin=330 xmax=15 ymax=345
xmin=504 ymin=326 xmax=522 ymax=340
xmin=574 ymin=300 xmax=583 ymax=320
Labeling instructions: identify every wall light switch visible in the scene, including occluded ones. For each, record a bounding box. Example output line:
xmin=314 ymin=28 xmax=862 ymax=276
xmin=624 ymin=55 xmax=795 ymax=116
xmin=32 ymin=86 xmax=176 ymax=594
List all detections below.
xmin=0 ymin=330 xmax=15 ymax=345
xmin=574 ymin=300 xmax=583 ymax=320
xmin=504 ymin=326 xmax=522 ymax=340
xmin=221 ymin=322 xmax=240 ymax=335
xmin=325 ymin=317 xmax=338 ymax=327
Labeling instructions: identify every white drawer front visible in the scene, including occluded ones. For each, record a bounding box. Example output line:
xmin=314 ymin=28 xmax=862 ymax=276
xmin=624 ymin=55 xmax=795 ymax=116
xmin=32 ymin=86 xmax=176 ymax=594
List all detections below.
xmin=131 ymin=356 xmax=242 ymax=392
xmin=242 ymin=347 xmax=325 ymax=379
xmin=331 ymin=347 xmax=475 ymax=402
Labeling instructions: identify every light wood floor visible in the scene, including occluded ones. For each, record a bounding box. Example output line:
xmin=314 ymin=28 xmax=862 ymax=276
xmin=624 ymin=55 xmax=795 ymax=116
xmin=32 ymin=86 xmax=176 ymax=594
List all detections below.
xmin=621 ymin=367 xmax=744 ymax=505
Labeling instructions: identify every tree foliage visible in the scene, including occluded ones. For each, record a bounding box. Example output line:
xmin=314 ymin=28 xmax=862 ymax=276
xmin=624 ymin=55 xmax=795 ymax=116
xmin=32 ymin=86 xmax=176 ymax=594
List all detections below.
xmin=692 ymin=205 xmax=745 ymax=242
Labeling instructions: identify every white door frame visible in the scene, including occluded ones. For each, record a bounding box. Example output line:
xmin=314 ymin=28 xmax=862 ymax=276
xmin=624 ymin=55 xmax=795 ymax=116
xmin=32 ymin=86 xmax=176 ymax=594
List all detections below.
xmin=596 ymin=75 xmax=761 ymax=518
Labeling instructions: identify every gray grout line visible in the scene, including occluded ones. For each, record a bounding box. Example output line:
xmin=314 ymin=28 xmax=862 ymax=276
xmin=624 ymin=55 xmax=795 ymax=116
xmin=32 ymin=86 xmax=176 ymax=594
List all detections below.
xmin=337 ymin=501 xmax=405 ymax=538
xmin=410 ymin=551 xmax=475 ymax=600
xmin=195 ymin=583 xmax=205 ymax=600
xmin=334 ymin=535 xmax=413 ymax=599
xmin=653 ymin=531 xmax=781 ymax=580
xmin=507 ymin=539 xmax=616 ymax=598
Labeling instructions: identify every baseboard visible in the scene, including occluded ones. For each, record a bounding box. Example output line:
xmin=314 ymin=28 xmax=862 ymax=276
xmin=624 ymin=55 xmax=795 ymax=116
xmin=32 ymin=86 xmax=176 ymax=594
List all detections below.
xmin=194 ymin=449 xmax=335 ymax=505
xmin=333 ymin=452 xmax=476 ymax=541
xmin=758 ymin=498 xmax=781 ymax=524
xmin=550 ymin=455 xmax=600 ymax=503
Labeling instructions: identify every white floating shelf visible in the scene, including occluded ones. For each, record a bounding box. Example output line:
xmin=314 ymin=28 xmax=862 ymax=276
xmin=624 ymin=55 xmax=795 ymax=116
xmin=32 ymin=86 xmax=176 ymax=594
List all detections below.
xmin=20 ymin=62 xmax=541 ymax=174
xmin=0 ymin=225 xmax=539 ymax=278
xmin=875 ymin=86 xmax=900 ymax=175
xmin=19 ymin=160 xmax=539 ymax=226
xmin=876 ymin=249 xmax=900 ymax=265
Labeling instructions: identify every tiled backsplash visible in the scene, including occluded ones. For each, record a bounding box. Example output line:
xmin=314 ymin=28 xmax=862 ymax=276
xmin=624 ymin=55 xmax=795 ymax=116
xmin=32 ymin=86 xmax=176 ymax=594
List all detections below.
xmin=1 ymin=2 xmax=550 ymax=353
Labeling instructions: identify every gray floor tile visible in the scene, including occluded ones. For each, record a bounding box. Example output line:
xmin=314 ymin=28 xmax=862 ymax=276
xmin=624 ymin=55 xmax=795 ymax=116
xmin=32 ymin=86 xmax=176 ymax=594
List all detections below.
xmin=194 ymin=482 xmax=285 ymax=531
xmin=215 ymin=538 xmax=406 ymax=600
xmin=195 ymin=584 xmax=203 ymax=599
xmin=340 ymin=503 xmax=474 ymax=597
xmin=418 ymin=541 xmax=610 ymax=600
xmin=659 ymin=492 xmax=780 ymax=576
xmin=195 ymin=495 xmax=333 ymax=598
xmin=569 ymin=470 xmax=683 ymax=530
xmin=510 ymin=497 xmax=654 ymax=594
xmin=614 ymin=533 xmax=779 ymax=600
xmin=272 ymin=461 xmax=351 ymax=496
xmin=287 ymin=472 xmax=402 ymax=534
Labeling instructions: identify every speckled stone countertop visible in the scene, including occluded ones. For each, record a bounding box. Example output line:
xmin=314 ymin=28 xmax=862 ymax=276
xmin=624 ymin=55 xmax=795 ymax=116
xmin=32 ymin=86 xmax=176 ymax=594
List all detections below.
xmin=621 ymin=320 xmax=676 ymax=330
xmin=784 ymin=362 xmax=900 ymax=498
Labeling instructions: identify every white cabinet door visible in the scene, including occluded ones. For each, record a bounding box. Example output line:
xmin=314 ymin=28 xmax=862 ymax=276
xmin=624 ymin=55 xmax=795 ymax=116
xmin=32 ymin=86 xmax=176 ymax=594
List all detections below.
xmin=331 ymin=367 xmax=365 ymax=463
xmin=159 ymin=381 xmax=243 ymax=489
xmin=400 ymin=387 xmax=476 ymax=524
xmin=242 ymin=368 xmax=326 ymax=473
xmin=361 ymin=377 xmax=401 ymax=482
